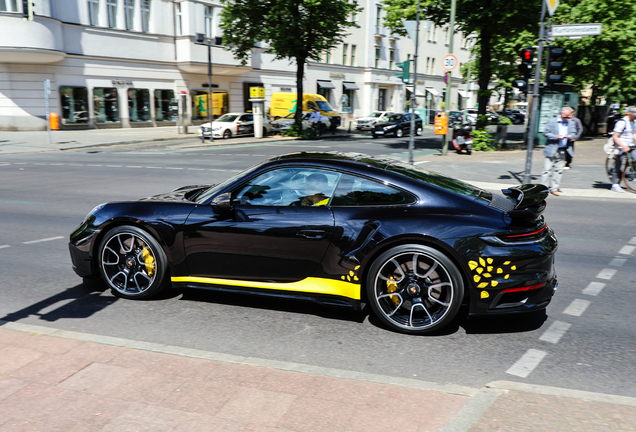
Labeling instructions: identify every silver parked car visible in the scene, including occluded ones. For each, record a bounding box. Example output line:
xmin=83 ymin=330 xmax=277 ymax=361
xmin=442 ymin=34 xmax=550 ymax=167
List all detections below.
xmin=199 ymin=113 xmax=273 ymax=140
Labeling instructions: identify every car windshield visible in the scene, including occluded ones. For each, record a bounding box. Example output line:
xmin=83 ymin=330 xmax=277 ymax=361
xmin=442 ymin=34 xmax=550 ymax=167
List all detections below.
xmin=216 ymin=114 xmax=238 ymax=122
xmin=367 ymin=112 xmax=383 ymax=118
xmin=387 ymin=161 xmax=492 ymax=202
xmin=195 ymin=163 xmax=262 ymax=203
xmin=382 ymin=114 xmax=403 ymax=122
xmin=316 ymin=101 xmax=333 ymax=111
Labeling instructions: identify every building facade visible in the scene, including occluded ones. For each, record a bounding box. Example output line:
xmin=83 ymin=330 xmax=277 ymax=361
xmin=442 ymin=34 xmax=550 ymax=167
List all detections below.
xmin=0 ymin=0 xmax=474 ymax=131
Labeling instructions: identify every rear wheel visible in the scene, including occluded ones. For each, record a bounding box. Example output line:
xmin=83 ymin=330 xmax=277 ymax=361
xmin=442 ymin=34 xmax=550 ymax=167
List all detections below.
xmin=366 ymin=245 xmax=464 ymax=335
xmin=98 ymin=226 xmax=169 ymax=299
xmin=622 ymin=157 xmax=636 ymax=193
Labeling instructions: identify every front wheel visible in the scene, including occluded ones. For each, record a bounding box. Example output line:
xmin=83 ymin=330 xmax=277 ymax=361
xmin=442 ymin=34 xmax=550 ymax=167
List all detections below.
xmin=366 ymin=245 xmax=464 ymax=335
xmin=98 ymin=226 xmax=169 ymax=299
xmin=223 ymin=129 xmax=232 ymax=139
xmin=396 ymin=128 xmax=404 ymax=138
xmin=416 ymin=127 xmax=423 ymax=136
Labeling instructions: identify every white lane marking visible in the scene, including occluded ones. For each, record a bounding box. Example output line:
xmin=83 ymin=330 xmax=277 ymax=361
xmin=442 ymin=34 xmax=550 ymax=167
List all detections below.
xmin=596 ymin=268 xmax=617 ymax=280
xmin=106 ymin=165 xmax=122 ymax=167
xmin=539 ymin=321 xmax=571 ymax=344
xmin=563 ymin=299 xmax=591 ymax=317
xmin=22 ymin=236 xmax=65 ymax=245
xmin=0 ymin=245 xmax=10 ymax=249
xmin=609 ymin=258 xmax=627 ymax=267
xmin=126 ymin=166 xmax=143 ymax=168
xmin=49 ymin=163 xmax=65 ymax=165
xmin=618 ymin=245 xmax=635 ymax=255
xmin=187 ymin=168 xmax=205 ymax=171
xmin=87 ymin=164 xmax=103 ymax=166
xmin=165 ymin=167 xmax=184 ymax=170
xmin=583 ymin=281 xmax=605 ymax=296
xmin=506 ymin=349 xmax=547 ymax=378
xmin=145 ymin=166 xmax=164 ymax=169
xmin=67 ymin=163 xmax=84 ymax=166
xmin=0 ymin=163 xmax=11 ymax=166
xmin=14 ymin=163 xmax=27 ymax=165
xmin=629 ymin=236 xmax=636 ymax=245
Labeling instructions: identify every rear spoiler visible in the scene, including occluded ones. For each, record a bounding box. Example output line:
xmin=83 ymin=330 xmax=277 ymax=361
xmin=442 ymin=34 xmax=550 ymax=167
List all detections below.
xmin=501 ymin=184 xmax=549 ymax=219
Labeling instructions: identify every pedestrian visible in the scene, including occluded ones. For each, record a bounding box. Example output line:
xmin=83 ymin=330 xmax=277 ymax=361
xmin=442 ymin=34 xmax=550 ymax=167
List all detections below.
xmin=609 ymin=106 xmax=636 ymax=193
xmin=308 ymin=108 xmax=323 ymax=136
xmin=564 ymin=107 xmax=583 ymax=170
xmin=541 ymin=107 xmax=577 ymax=196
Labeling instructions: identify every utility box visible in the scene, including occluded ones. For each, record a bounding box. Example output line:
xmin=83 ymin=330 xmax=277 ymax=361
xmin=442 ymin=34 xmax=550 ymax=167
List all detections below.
xmin=533 ymin=84 xmax=579 ymax=146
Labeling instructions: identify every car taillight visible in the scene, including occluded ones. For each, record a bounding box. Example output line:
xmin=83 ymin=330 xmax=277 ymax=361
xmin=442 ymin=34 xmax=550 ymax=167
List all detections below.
xmin=504 ymin=224 xmax=547 ymax=239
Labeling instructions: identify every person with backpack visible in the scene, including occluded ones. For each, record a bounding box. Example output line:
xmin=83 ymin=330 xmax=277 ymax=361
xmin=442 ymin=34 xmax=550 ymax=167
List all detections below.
xmin=609 ymin=107 xmax=636 ymax=193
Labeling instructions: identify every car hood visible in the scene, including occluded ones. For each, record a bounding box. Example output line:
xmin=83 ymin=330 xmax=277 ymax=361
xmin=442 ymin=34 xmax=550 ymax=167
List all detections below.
xmin=139 ymin=185 xmax=212 ymax=202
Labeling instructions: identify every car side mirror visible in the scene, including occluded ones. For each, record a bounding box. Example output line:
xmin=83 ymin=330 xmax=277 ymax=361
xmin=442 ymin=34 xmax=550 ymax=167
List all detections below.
xmin=211 ymin=192 xmax=233 ymax=211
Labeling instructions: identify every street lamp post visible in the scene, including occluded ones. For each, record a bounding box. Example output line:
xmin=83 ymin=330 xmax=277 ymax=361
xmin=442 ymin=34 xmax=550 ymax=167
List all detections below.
xmin=195 ymin=33 xmax=214 ymax=142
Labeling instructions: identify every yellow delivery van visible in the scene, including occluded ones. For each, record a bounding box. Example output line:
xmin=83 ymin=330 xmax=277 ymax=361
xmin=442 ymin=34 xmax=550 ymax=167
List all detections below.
xmin=270 ymin=92 xmax=341 ymax=128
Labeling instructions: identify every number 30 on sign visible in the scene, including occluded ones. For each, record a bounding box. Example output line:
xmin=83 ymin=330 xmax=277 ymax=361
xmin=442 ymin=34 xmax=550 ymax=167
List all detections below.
xmin=442 ymin=54 xmax=458 ymax=71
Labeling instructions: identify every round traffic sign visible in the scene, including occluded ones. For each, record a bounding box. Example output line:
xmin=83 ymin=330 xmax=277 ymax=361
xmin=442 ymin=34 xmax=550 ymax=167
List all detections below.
xmin=442 ymin=54 xmax=458 ymax=71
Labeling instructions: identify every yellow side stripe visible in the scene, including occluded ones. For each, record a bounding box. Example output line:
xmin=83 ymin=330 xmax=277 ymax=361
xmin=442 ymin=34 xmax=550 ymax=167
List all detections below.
xmin=171 ymin=276 xmax=361 ymax=300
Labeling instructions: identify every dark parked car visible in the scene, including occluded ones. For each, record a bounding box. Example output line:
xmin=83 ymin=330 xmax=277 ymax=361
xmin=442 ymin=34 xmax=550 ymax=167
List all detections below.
xmin=497 ymin=111 xmax=524 ymax=125
xmin=69 ymin=152 xmax=558 ymax=335
xmin=372 ymin=113 xmax=423 ymax=138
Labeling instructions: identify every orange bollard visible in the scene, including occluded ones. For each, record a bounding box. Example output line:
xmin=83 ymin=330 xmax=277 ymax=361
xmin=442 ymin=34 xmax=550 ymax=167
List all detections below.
xmin=50 ymin=112 xmax=60 ymax=130
xmin=434 ymin=111 xmax=448 ymax=135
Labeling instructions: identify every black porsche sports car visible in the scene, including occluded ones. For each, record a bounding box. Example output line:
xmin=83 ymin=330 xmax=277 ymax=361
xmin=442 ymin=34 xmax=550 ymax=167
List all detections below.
xmin=69 ymin=152 xmax=558 ymax=335
xmin=371 ymin=113 xmax=423 ymax=138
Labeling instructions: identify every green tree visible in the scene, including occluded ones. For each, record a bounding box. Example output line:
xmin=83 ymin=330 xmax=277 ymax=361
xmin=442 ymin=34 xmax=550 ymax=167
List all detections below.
xmin=220 ymin=0 xmax=359 ymax=127
xmin=383 ymin=0 xmax=541 ymax=126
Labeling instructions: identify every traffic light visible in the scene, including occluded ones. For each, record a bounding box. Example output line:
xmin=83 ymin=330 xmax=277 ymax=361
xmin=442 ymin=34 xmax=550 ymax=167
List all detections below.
xmin=546 ymin=47 xmax=566 ymax=85
xmin=512 ymin=48 xmax=535 ymax=93
xmin=396 ymin=61 xmax=410 ymax=84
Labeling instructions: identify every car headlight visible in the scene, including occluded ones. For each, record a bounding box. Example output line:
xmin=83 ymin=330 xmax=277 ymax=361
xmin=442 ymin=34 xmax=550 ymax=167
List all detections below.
xmin=83 ymin=203 xmax=106 ymax=223
xmin=384 ymin=125 xmax=397 ymax=130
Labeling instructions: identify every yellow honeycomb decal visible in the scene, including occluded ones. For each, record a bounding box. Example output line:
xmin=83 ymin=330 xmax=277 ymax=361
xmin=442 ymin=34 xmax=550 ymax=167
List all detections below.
xmin=467 ymin=258 xmax=516 ymax=291
xmin=341 ymin=265 xmax=360 ymax=282
xmin=481 ymin=290 xmax=490 ymax=299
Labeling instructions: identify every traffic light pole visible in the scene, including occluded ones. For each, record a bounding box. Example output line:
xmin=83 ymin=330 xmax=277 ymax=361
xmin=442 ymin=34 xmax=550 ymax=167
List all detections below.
xmin=408 ymin=0 xmax=421 ymax=165
xmin=523 ymin=0 xmax=547 ymax=184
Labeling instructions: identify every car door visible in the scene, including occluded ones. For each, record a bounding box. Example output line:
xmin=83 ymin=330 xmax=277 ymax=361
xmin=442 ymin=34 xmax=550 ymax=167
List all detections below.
xmin=183 ymin=167 xmax=340 ymax=283
xmin=236 ymin=114 xmax=253 ymax=136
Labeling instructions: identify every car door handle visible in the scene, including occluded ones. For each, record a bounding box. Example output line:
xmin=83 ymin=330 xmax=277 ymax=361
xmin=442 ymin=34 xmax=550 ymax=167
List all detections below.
xmin=297 ymin=230 xmax=326 ymax=239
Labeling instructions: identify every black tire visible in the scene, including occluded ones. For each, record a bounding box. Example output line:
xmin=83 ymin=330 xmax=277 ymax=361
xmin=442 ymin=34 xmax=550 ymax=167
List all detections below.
xmin=262 ymin=127 xmax=268 ymax=137
xmin=416 ymin=127 xmax=423 ymax=136
xmin=366 ymin=244 xmax=464 ymax=335
xmin=396 ymin=128 xmax=404 ymax=138
xmin=623 ymin=158 xmax=636 ymax=193
xmin=98 ymin=225 xmax=169 ymax=299
xmin=372 ymin=134 xmax=379 ymax=139
xmin=467 ymin=149 xmax=472 ymax=155
xmin=223 ymin=129 xmax=232 ymax=139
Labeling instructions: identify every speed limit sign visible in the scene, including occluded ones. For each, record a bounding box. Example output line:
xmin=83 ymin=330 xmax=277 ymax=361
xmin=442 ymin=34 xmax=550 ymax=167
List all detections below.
xmin=442 ymin=54 xmax=458 ymax=71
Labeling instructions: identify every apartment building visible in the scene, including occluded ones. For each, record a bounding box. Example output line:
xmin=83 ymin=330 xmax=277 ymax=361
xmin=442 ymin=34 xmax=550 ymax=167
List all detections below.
xmin=0 ymin=0 xmax=474 ymax=131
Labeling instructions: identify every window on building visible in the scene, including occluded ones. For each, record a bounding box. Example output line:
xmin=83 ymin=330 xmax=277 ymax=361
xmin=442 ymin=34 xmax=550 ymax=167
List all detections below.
xmin=0 ymin=0 xmax=18 ymax=12
xmin=154 ymin=90 xmax=176 ymax=122
xmin=325 ymin=50 xmax=331 ymax=64
xmin=342 ymin=44 xmax=348 ymax=65
xmin=350 ymin=1 xmax=357 ymax=22
xmin=176 ymin=3 xmax=182 ymax=35
xmin=93 ymin=88 xmax=119 ymax=123
xmin=431 ymin=25 xmax=437 ymax=42
xmin=87 ymin=0 xmax=99 ymax=26
xmin=141 ymin=0 xmax=151 ymax=32
xmin=342 ymin=84 xmax=356 ymax=114
xmin=375 ymin=47 xmax=380 ymax=68
xmin=444 ymin=26 xmax=450 ymax=45
xmin=427 ymin=24 xmax=433 ymax=41
xmin=128 ymin=89 xmax=151 ymax=122
xmin=59 ymin=86 xmax=89 ymax=125
xmin=389 ymin=50 xmax=394 ymax=69
xmin=430 ymin=58 xmax=436 ymax=75
xmin=350 ymin=45 xmax=356 ymax=66
xmin=124 ymin=0 xmax=134 ymax=30
xmin=377 ymin=88 xmax=386 ymax=111
xmin=426 ymin=57 xmax=430 ymax=74
xmin=107 ymin=0 xmax=117 ymax=28
xmin=375 ymin=6 xmax=382 ymax=34
xmin=205 ymin=6 xmax=213 ymax=38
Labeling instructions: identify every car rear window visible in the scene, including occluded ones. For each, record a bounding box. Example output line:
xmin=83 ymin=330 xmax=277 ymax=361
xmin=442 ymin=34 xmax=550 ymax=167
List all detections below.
xmin=387 ymin=161 xmax=492 ymax=202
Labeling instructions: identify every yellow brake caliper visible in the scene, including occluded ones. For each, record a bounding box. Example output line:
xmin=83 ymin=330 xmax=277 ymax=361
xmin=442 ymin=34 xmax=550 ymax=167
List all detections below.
xmin=141 ymin=245 xmax=155 ymax=276
xmin=386 ymin=274 xmax=400 ymax=307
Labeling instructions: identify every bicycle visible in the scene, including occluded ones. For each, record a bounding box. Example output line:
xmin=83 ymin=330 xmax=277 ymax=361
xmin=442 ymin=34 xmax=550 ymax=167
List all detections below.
xmin=605 ymin=145 xmax=636 ymax=193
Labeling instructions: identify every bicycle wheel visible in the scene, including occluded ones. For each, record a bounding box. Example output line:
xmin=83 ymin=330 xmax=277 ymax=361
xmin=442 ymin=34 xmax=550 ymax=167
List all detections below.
xmin=622 ymin=157 xmax=636 ymax=193
xmin=606 ymin=154 xmax=616 ymax=184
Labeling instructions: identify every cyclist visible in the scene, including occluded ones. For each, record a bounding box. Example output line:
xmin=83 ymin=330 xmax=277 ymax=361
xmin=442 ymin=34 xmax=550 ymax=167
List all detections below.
xmin=610 ymin=107 xmax=636 ymax=193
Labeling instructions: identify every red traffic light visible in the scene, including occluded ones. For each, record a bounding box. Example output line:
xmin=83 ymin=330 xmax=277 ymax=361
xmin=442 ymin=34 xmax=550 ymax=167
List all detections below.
xmin=520 ymin=48 xmax=535 ymax=64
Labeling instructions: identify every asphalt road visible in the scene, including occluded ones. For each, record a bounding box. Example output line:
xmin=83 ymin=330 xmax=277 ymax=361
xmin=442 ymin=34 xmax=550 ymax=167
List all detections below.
xmin=1 ymin=133 xmax=634 ymax=398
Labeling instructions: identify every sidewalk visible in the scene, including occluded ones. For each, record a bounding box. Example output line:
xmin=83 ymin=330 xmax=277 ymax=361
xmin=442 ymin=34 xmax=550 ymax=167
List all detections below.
xmin=1 ymin=321 xmax=635 ymax=431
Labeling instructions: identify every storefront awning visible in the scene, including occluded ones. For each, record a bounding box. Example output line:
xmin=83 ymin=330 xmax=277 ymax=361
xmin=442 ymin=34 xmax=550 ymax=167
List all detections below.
xmin=343 ymin=82 xmax=359 ymax=90
xmin=414 ymin=88 xmax=426 ymax=97
xmin=317 ymin=80 xmax=336 ymax=89
xmin=457 ymin=90 xmax=468 ymax=98
xmin=426 ymin=87 xmax=440 ymax=96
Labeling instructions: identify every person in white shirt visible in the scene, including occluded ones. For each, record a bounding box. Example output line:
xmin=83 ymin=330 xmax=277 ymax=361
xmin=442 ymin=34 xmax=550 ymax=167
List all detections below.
xmin=610 ymin=107 xmax=636 ymax=192
xmin=541 ymin=107 xmax=577 ymax=196
xmin=307 ymin=109 xmax=323 ymax=136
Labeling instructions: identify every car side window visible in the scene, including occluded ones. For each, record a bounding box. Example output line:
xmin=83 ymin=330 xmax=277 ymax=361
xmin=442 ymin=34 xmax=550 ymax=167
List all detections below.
xmin=233 ymin=168 xmax=341 ymax=207
xmin=307 ymin=101 xmax=317 ymax=110
xmin=331 ymin=174 xmax=416 ymax=207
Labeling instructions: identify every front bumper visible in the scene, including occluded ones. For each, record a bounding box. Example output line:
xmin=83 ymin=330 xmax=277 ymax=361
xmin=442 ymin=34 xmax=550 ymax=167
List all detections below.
xmin=69 ymin=242 xmax=95 ymax=278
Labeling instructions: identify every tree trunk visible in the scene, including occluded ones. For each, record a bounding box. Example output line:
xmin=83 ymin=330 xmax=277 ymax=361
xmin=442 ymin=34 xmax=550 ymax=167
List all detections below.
xmin=476 ymin=28 xmax=493 ymax=129
xmin=295 ymin=57 xmax=305 ymax=128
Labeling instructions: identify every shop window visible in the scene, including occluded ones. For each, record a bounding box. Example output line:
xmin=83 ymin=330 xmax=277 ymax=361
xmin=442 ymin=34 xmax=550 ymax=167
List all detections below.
xmin=0 ymin=0 xmax=18 ymax=12
xmin=93 ymin=88 xmax=119 ymax=123
xmin=60 ymin=86 xmax=89 ymax=125
xmin=342 ymin=90 xmax=353 ymax=114
xmin=154 ymin=90 xmax=176 ymax=122
xmin=128 ymin=89 xmax=151 ymax=122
